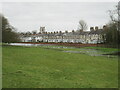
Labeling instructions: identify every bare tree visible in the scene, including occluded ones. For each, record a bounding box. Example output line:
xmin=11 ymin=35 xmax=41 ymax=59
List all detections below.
xmin=102 ymin=3 xmax=120 ymax=47
xmin=108 ymin=10 xmax=118 ymax=23
xmin=78 ymin=20 xmax=88 ymax=31
xmin=118 ymin=1 xmax=120 ymax=16
xmin=108 ymin=3 xmax=120 ymax=23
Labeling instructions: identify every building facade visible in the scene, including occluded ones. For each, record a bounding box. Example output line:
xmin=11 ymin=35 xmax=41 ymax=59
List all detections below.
xmin=20 ymin=26 xmax=106 ymax=44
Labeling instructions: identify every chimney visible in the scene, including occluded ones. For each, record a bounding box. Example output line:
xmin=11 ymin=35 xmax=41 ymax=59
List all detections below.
xmin=95 ymin=26 xmax=98 ymax=31
xmin=103 ymin=25 xmax=107 ymax=30
xmin=59 ymin=31 xmax=62 ymax=33
xmin=72 ymin=30 xmax=75 ymax=33
xmin=65 ymin=30 xmax=68 ymax=33
xmin=90 ymin=27 xmax=94 ymax=31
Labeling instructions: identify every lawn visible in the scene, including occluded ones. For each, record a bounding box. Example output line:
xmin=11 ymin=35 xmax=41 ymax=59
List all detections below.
xmin=2 ymin=45 xmax=118 ymax=88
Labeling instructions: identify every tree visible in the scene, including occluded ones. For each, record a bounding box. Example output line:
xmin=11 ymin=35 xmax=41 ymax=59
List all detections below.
xmin=103 ymin=23 xmax=119 ymax=47
xmin=1 ymin=14 xmax=21 ymax=43
xmin=24 ymin=31 xmax=32 ymax=36
xmin=32 ymin=30 xmax=37 ymax=34
xmin=108 ymin=3 xmax=120 ymax=23
xmin=103 ymin=3 xmax=120 ymax=47
xmin=78 ymin=20 xmax=88 ymax=32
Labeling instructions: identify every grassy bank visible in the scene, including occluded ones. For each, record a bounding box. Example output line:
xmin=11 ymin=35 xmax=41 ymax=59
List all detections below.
xmin=2 ymin=46 xmax=118 ymax=88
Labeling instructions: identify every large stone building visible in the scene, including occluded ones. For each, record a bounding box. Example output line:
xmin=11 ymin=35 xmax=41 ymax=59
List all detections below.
xmin=20 ymin=26 xmax=107 ymax=44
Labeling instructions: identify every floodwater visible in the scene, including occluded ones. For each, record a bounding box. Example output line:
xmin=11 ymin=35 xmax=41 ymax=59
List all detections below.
xmin=9 ymin=43 xmax=73 ymax=49
xmin=63 ymin=49 xmax=103 ymax=56
xmin=63 ymin=49 xmax=118 ymax=58
xmin=9 ymin=43 xmax=117 ymax=57
xmin=9 ymin=43 xmax=53 ymax=46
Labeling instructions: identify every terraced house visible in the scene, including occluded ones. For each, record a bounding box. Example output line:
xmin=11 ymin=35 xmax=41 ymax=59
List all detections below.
xmin=20 ymin=25 xmax=107 ymax=44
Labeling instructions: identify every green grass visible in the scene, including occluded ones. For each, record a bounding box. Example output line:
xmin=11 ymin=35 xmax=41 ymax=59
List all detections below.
xmin=2 ymin=46 xmax=118 ymax=88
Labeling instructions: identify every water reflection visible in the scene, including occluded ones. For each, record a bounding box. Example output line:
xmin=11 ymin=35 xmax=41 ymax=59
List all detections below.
xmin=63 ymin=49 xmax=103 ymax=56
xmin=9 ymin=43 xmax=53 ymax=46
xmin=9 ymin=43 xmax=117 ymax=58
xmin=9 ymin=43 xmax=73 ymax=49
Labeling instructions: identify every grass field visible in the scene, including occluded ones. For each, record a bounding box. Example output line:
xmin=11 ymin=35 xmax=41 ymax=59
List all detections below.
xmin=2 ymin=45 xmax=118 ymax=88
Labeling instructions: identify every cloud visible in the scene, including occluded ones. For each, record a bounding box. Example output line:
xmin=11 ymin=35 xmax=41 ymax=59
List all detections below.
xmin=2 ymin=2 xmax=117 ymax=32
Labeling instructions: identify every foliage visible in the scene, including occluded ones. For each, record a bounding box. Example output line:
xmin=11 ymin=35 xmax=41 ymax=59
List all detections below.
xmin=1 ymin=14 xmax=21 ymax=43
xmin=102 ymin=22 xmax=120 ymax=47
xmin=102 ymin=4 xmax=120 ymax=47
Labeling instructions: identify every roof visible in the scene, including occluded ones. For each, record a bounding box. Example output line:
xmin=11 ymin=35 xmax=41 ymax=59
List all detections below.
xmin=88 ymin=29 xmax=103 ymax=35
xmin=20 ymin=29 xmax=104 ymax=38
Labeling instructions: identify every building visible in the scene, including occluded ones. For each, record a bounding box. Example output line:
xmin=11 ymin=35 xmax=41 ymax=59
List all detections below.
xmin=20 ymin=26 xmax=106 ymax=44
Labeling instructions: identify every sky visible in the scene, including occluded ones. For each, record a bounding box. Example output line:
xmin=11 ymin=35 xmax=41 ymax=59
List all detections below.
xmin=2 ymin=2 xmax=118 ymax=33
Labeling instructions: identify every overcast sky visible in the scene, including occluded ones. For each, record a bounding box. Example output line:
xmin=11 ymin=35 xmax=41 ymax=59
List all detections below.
xmin=2 ymin=2 xmax=118 ymax=32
